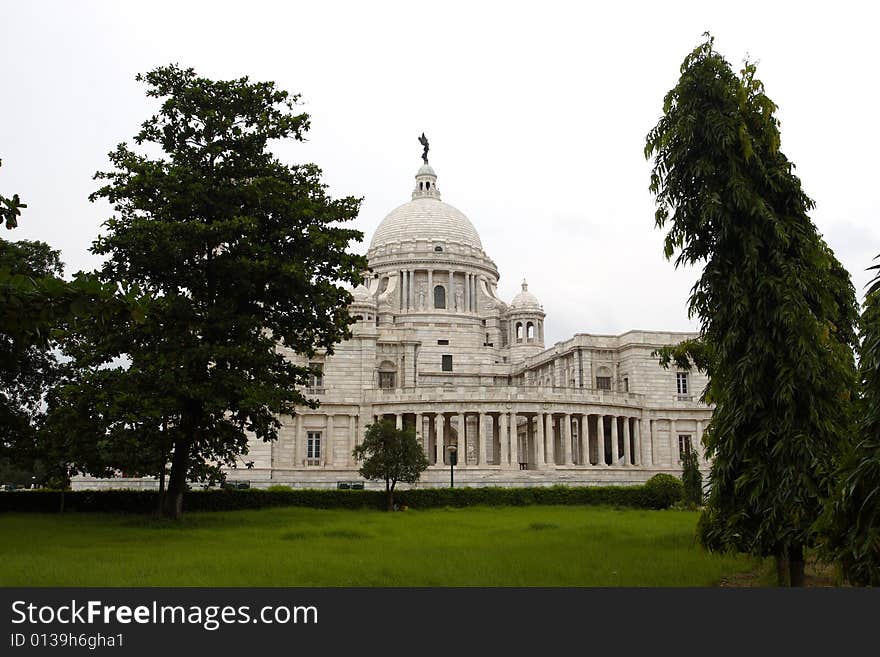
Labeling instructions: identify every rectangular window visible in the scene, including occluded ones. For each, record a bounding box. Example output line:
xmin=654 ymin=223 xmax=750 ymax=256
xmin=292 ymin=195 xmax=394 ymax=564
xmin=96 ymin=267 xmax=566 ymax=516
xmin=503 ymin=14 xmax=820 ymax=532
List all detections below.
xmin=596 ymin=376 xmax=611 ymax=390
xmin=437 ymin=339 xmax=449 ymax=345
xmin=308 ymin=362 xmax=324 ymax=391
xmin=442 ymin=355 xmax=453 ymax=372
xmin=623 ymin=377 xmax=629 ymax=392
xmin=678 ymin=434 xmax=692 ymax=461
xmin=307 ymin=431 xmax=322 ymax=465
xmin=676 ymin=372 xmax=689 ymax=395
xmin=379 ymin=372 xmax=395 ymax=389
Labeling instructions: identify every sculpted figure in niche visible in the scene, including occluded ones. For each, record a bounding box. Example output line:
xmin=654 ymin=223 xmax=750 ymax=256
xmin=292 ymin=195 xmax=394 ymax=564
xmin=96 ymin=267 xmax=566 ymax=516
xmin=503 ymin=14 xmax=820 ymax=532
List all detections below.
xmin=417 ymin=283 xmax=427 ymax=310
xmin=454 ymin=284 xmax=464 ymax=312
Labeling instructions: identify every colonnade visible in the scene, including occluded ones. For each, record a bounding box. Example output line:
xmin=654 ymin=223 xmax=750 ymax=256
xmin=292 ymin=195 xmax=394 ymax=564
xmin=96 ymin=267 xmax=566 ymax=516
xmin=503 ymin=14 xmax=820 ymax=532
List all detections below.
xmin=398 ymin=268 xmax=478 ymax=312
xmin=280 ymin=410 xmax=707 ymax=470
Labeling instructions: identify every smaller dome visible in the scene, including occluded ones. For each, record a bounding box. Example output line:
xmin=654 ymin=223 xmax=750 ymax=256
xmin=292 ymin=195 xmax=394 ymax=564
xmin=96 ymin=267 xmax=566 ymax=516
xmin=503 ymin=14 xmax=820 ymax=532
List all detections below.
xmin=510 ymin=279 xmax=542 ymax=310
xmin=417 ymin=163 xmax=437 ymax=177
xmin=351 ymin=283 xmax=375 ymax=305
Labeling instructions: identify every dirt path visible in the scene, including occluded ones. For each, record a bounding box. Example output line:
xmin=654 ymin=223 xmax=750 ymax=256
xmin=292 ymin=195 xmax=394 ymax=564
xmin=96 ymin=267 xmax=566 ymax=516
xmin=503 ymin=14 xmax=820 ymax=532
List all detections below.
xmin=719 ymin=557 xmax=841 ymax=587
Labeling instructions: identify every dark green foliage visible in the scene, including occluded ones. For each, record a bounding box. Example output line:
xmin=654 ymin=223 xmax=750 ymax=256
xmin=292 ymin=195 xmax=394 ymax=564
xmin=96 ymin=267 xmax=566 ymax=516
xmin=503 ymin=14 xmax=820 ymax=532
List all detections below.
xmin=645 ymin=35 xmax=859 ymax=580
xmin=644 ymin=474 xmax=684 ymax=509
xmin=681 ymin=449 xmax=703 ymax=507
xmin=821 ymin=261 xmax=880 ymax=585
xmin=353 ymin=421 xmax=429 ymax=510
xmin=0 ymin=159 xmax=27 ymax=230
xmin=57 ymin=65 xmax=366 ymax=518
xmin=0 ymin=484 xmax=662 ymax=514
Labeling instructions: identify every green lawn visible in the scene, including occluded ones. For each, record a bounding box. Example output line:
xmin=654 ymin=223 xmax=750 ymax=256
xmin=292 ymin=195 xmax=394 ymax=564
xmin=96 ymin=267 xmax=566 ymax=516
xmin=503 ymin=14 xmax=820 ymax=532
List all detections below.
xmin=0 ymin=505 xmax=755 ymax=586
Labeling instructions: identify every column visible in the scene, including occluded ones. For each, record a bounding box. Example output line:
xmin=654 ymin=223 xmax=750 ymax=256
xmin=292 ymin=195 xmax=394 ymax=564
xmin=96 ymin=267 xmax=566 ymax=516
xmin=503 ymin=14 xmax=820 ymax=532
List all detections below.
xmin=448 ymin=271 xmax=454 ymax=310
xmin=324 ymin=414 xmax=334 ymax=466
xmin=409 ymin=270 xmax=415 ymax=310
xmin=696 ymin=420 xmax=705 ymax=466
xmin=508 ymin=412 xmax=517 ymax=467
xmin=464 ymin=274 xmax=470 ymax=313
xmin=472 ymin=276 xmax=478 ymax=311
xmin=458 ymin=412 xmax=466 ymax=466
xmin=544 ymin=413 xmax=555 ymax=466
xmin=562 ymin=413 xmax=573 ymax=465
xmin=427 ymin=270 xmax=433 ymax=306
xmin=402 ymin=270 xmax=408 ymax=311
xmin=415 ymin=412 xmax=424 ymax=456
xmin=579 ymin=414 xmax=588 ymax=465
xmin=295 ymin=414 xmax=305 ymax=467
xmin=610 ymin=415 xmax=619 ymax=466
xmin=478 ymin=412 xmax=487 ymax=465
xmin=633 ymin=418 xmax=641 ymax=466
xmin=396 ymin=414 xmax=403 ymax=430
xmin=349 ymin=415 xmax=357 ymax=466
xmin=669 ymin=418 xmax=678 ymax=467
xmin=499 ymin=413 xmax=509 ymax=467
xmin=648 ymin=419 xmax=656 ymax=466
xmin=622 ymin=416 xmax=631 ymax=466
xmin=535 ymin=414 xmax=546 ymax=468
xmin=597 ymin=414 xmax=608 ymax=467
xmin=435 ymin=414 xmax=445 ymax=466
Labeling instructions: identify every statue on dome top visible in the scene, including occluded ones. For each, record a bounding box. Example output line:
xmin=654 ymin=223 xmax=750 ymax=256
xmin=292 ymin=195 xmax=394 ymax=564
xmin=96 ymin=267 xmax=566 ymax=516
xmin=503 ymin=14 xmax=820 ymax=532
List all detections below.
xmin=418 ymin=132 xmax=429 ymax=164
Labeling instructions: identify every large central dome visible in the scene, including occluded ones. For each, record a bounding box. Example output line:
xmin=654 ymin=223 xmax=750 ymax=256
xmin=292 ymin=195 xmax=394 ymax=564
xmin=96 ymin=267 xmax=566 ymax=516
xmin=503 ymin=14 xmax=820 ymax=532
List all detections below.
xmin=368 ymin=162 xmax=483 ymax=252
xmin=369 ymin=198 xmax=483 ymax=250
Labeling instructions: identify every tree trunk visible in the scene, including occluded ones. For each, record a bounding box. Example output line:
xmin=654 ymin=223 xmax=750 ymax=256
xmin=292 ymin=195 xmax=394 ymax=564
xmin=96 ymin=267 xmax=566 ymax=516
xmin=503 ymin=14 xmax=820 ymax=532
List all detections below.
xmin=156 ymin=462 xmax=166 ymax=516
xmin=788 ymin=543 xmax=805 ymax=587
xmin=385 ymin=479 xmax=394 ymax=512
xmin=775 ymin=552 xmax=788 ymax=586
xmin=162 ymin=437 xmax=190 ymax=519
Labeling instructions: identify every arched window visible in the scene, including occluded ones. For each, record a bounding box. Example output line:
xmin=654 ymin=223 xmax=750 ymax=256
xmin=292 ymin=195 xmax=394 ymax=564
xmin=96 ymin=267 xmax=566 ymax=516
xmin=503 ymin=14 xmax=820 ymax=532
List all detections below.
xmin=526 ymin=322 xmax=535 ymax=341
xmin=515 ymin=322 xmax=523 ymax=342
xmin=433 ymin=285 xmax=446 ymax=309
xmin=378 ymin=360 xmax=397 ymax=389
xmin=426 ymin=181 xmax=431 ymax=190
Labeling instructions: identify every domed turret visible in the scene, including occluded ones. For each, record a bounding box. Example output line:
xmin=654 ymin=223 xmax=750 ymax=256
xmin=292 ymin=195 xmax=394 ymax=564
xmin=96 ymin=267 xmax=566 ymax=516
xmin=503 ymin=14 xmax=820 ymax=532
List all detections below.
xmin=506 ymin=279 xmax=545 ymax=359
xmin=510 ymin=279 xmax=542 ymax=311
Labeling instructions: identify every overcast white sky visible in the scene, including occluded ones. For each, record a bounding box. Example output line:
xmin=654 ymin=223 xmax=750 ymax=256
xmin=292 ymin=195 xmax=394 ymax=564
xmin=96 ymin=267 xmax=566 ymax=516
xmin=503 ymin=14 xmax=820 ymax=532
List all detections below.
xmin=2 ymin=1 xmax=878 ymax=345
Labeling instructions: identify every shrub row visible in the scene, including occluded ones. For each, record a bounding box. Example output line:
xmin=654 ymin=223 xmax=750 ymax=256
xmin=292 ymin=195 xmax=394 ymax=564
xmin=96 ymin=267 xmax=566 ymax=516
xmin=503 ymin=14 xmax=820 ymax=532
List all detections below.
xmin=0 ymin=476 xmax=682 ymax=514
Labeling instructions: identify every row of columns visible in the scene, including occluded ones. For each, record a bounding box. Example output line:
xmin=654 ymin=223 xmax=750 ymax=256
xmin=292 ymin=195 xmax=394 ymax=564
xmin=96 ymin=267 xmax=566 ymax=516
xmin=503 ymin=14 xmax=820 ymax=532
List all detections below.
xmin=398 ymin=269 xmax=478 ymax=312
xmin=282 ymin=412 xmax=707 ymax=470
xmin=378 ymin=411 xmax=675 ymax=469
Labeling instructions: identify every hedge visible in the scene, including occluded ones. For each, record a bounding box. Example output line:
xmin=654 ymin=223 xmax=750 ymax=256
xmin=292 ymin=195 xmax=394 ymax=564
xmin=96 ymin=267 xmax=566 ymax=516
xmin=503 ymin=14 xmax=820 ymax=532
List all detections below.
xmin=0 ymin=483 xmax=677 ymax=514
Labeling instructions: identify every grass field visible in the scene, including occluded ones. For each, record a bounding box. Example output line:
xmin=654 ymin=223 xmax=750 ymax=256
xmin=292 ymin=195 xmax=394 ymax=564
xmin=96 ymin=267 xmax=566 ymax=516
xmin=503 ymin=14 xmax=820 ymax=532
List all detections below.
xmin=0 ymin=505 xmax=756 ymax=586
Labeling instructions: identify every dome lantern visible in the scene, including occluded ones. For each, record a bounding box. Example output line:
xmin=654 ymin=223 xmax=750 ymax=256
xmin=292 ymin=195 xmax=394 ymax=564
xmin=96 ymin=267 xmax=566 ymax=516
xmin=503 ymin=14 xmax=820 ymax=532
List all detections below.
xmin=412 ymin=162 xmax=441 ymax=200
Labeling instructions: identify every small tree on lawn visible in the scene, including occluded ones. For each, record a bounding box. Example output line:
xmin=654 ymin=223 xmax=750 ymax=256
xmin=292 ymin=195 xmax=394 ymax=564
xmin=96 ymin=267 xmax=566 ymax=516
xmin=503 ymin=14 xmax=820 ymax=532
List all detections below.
xmin=353 ymin=420 xmax=428 ymax=511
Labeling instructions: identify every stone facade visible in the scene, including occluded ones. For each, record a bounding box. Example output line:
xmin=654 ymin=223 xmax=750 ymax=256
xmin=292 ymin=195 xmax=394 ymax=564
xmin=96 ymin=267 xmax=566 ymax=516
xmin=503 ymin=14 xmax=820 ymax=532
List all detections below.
xmin=230 ymin=159 xmax=712 ymax=489
xmin=73 ymin=157 xmax=711 ymax=491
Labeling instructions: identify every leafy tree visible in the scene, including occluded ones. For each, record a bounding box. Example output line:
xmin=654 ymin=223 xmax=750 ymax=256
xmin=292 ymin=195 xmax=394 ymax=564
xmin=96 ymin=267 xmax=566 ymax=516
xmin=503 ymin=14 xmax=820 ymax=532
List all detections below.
xmin=645 ymin=35 xmax=859 ymax=585
xmin=0 ymin=161 xmax=140 ymax=501
xmin=0 ymin=159 xmax=27 ymax=231
xmin=353 ymin=421 xmax=429 ymax=511
xmin=0 ymin=166 xmax=63 ymax=487
xmin=820 ymin=258 xmax=880 ymax=585
xmin=75 ymin=65 xmax=365 ymax=518
xmin=0 ymin=240 xmax=64 ymax=463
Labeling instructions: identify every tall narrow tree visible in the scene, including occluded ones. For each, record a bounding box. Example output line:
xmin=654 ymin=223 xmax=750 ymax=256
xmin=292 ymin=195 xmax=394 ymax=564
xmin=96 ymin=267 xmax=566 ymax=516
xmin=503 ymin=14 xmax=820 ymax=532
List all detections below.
xmin=821 ymin=258 xmax=880 ymax=585
xmin=645 ymin=35 xmax=858 ymax=585
xmin=82 ymin=65 xmax=366 ymax=518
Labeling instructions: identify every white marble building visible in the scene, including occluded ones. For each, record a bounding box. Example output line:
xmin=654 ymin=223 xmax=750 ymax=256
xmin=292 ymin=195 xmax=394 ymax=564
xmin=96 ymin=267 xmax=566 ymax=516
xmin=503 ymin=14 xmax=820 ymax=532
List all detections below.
xmin=231 ymin=157 xmax=712 ymax=489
